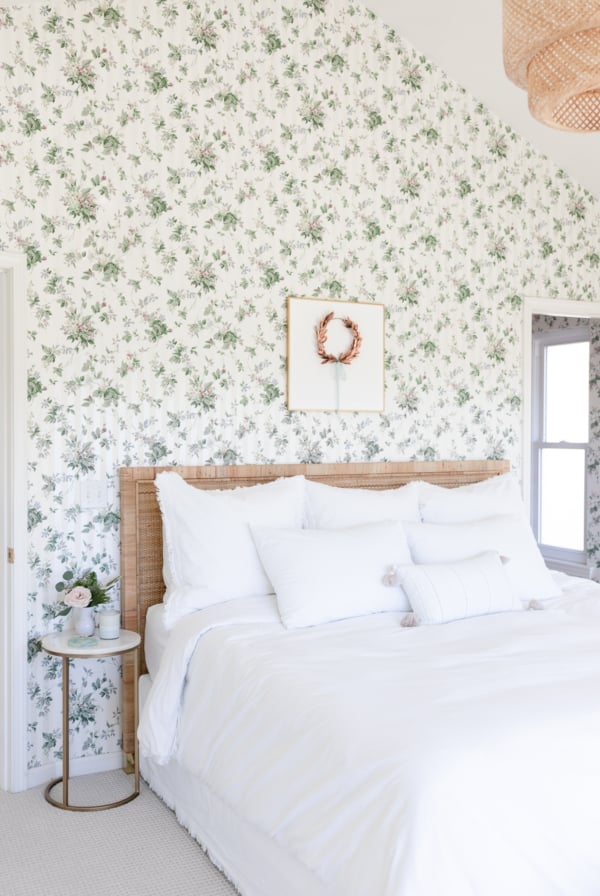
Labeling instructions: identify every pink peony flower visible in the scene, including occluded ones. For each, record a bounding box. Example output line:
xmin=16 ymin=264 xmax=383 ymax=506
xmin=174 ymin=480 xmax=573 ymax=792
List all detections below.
xmin=63 ymin=586 xmax=92 ymax=608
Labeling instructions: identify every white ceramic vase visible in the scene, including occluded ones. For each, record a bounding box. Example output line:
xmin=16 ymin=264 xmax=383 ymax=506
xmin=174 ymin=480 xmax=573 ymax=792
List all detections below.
xmin=74 ymin=606 xmax=95 ymax=637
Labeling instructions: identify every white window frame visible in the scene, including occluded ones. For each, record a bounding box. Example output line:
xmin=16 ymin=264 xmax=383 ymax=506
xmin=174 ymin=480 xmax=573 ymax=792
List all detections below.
xmin=523 ymin=297 xmax=600 ymax=580
xmin=531 ymin=325 xmax=589 ymax=569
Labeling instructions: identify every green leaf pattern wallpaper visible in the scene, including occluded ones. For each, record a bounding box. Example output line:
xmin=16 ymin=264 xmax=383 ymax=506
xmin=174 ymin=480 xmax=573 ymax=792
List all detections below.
xmin=1 ymin=0 xmax=599 ymax=773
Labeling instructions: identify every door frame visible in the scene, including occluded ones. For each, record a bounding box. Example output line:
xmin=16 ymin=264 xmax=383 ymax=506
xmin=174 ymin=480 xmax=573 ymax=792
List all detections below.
xmin=522 ymin=295 xmax=600 ymax=516
xmin=0 ymin=252 xmax=27 ymax=792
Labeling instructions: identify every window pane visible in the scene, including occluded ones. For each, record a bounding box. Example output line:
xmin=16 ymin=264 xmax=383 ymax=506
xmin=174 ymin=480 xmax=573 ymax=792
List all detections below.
xmin=540 ymin=448 xmax=586 ymax=550
xmin=545 ymin=341 xmax=589 ymax=442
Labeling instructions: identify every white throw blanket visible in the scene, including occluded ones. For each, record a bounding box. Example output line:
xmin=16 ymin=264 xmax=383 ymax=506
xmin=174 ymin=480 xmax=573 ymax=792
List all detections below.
xmin=139 ymin=581 xmax=600 ymax=896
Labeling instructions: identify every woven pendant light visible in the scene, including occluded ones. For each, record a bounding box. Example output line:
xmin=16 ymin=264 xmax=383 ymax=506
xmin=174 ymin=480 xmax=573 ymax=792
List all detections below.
xmin=503 ymin=0 xmax=600 ymax=131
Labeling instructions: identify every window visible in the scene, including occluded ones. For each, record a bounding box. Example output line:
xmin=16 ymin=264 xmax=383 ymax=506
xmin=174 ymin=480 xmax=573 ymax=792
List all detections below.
xmin=531 ymin=326 xmax=589 ymax=569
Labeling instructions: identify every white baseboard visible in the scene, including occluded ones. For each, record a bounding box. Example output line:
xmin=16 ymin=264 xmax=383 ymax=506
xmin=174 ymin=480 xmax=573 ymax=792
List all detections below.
xmin=26 ymin=751 xmax=125 ymax=790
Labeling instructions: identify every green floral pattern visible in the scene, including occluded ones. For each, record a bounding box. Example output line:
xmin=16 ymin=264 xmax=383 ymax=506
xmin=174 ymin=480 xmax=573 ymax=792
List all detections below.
xmin=2 ymin=0 xmax=599 ymax=773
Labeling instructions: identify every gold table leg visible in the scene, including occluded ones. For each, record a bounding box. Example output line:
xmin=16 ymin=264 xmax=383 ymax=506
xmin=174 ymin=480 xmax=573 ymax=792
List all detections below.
xmin=44 ymin=649 xmax=140 ymax=811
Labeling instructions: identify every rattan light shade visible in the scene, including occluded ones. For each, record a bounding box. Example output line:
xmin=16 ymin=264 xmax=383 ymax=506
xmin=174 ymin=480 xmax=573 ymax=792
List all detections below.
xmin=503 ymin=0 xmax=600 ymax=131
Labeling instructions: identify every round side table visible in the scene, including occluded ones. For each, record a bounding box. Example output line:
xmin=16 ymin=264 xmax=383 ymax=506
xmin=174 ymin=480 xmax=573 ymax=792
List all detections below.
xmin=41 ymin=628 xmax=141 ymax=812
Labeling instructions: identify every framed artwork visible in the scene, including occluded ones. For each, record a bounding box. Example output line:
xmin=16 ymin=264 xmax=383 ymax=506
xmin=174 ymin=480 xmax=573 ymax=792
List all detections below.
xmin=287 ymin=296 xmax=385 ymax=412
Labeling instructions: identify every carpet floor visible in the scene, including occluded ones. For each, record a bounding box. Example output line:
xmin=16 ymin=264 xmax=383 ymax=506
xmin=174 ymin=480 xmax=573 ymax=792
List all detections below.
xmin=0 ymin=771 xmax=238 ymax=896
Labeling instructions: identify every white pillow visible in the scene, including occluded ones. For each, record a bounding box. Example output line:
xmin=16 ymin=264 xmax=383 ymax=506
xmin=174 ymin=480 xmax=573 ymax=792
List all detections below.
xmin=419 ymin=473 xmax=525 ymax=523
xmin=405 ymin=516 xmax=561 ymax=603
xmin=305 ymin=479 xmax=421 ymax=529
xmin=396 ymin=551 xmax=522 ymax=624
xmin=156 ymin=472 xmax=307 ymax=628
xmin=251 ymin=521 xmax=412 ymax=628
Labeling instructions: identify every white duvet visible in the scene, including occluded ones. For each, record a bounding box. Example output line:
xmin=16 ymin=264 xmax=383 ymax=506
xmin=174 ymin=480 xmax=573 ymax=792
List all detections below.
xmin=139 ymin=577 xmax=600 ymax=896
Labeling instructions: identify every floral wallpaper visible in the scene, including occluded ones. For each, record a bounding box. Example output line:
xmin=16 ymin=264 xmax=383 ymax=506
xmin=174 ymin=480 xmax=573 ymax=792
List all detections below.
xmin=2 ymin=0 xmax=600 ymax=777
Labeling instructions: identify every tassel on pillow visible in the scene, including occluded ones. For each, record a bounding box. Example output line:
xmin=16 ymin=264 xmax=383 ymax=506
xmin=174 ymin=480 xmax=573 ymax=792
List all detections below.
xmin=382 ymin=565 xmax=401 ymax=587
xmin=400 ymin=612 xmax=419 ymax=627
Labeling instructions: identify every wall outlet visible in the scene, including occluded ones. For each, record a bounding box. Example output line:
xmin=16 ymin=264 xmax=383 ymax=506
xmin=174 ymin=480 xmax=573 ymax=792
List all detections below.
xmin=80 ymin=479 xmax=107 ymax=509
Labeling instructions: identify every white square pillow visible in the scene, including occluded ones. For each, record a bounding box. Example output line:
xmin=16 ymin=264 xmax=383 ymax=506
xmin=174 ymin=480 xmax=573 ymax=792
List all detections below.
xmin=156 ymin=472 xmax=307 ymax=628
xmin=419 ymin=473 xmax=525 ymax=523
xmin=396 ymin=551 xmax=521 ymax=624
xmin=405 ymin=516 xmax=561 ymax=602
xmin=305 ymin=479 xmax=421 ymax=529
xmin=251 ymin=521 xmax=413 ymax=628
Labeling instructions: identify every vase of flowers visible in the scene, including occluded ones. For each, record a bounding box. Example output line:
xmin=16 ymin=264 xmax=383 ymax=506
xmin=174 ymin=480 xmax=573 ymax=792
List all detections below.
xmin=73 ymin=605 xmax=95 ymax=637
xmin=55 ymin=569 xmax=119 ymax=636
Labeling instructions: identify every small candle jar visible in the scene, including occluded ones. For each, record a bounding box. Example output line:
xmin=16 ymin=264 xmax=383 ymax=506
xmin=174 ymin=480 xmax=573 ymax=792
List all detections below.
xmin=98 ymin=608 xmax=121 ymax=640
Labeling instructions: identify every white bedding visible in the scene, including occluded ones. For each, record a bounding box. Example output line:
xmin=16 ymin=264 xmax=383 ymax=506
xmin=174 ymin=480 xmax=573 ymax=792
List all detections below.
xmin=139 ymin=575 xmax=600 ymax=896
xmin=144 ymin=602 xmax=170 ymax=680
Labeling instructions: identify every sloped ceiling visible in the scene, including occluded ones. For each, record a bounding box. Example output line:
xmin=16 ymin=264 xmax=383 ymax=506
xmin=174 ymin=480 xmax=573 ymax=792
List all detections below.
xmin=365 ymin=0 xmax=600 ymax=200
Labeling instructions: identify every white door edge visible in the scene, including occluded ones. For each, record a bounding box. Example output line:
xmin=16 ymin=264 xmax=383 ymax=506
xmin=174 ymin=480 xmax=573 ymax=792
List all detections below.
xmin=0 ymin=252 xmax=28 ymax=792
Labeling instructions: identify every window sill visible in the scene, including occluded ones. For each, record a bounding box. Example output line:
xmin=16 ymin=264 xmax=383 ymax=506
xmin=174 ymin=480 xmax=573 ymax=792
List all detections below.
xmin=544 ymin=557 xmax=596 ymax=579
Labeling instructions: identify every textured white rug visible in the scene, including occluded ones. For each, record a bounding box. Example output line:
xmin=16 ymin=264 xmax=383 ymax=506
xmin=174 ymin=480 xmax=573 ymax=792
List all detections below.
xmin=0 ymin=772 xmax=237 ymax=896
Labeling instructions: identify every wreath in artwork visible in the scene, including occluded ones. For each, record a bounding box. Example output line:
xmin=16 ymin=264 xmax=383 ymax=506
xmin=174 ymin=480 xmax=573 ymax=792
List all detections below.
xmin=315 ymin=312 xmax=362 ymax=365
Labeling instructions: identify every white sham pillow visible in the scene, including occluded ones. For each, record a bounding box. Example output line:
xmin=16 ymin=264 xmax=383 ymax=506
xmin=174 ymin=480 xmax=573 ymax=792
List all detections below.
xmin=396 ymin=551 xmax=522 ymax=624
xmin=419 ymin=473 xmax=525 ymax=523
xmin=405 ymin=516 xmax=561 ymax=603
xmin=305 ymin=479 xmax=421 ymax=529
xmin=155 ymin=472 xmax=307 ymax=628
xmin=251 ymin=521 xmax=413 ymax=628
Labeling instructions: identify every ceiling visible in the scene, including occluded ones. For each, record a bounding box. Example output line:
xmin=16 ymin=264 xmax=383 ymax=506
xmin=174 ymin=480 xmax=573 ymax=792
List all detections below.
xmin=365 ymin=0 xmax=600 ymax=200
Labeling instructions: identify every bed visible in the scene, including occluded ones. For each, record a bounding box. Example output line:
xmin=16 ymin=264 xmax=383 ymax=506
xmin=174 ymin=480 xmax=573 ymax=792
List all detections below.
xmin=119 ymin=460 xmax=600 ymax=896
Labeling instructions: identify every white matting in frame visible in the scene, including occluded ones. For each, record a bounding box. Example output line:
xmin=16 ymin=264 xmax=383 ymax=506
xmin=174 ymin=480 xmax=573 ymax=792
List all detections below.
xmin=287 ymin=297 xmax=385 ymax=412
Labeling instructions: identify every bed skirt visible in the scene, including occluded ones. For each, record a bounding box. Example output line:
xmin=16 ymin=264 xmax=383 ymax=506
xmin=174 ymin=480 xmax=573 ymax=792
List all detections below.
xmin=139 ymin=674 xmax=327 ymax=896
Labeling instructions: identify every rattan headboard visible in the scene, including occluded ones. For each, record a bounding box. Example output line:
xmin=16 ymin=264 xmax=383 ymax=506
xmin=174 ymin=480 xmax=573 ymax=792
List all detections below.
xmin=119 ymin=458 xmax=509 ymax=753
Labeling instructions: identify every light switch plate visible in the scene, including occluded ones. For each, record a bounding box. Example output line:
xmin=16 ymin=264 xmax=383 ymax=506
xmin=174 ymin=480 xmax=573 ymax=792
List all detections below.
xmin=80 ymin=479 xmax=107 ymax=509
